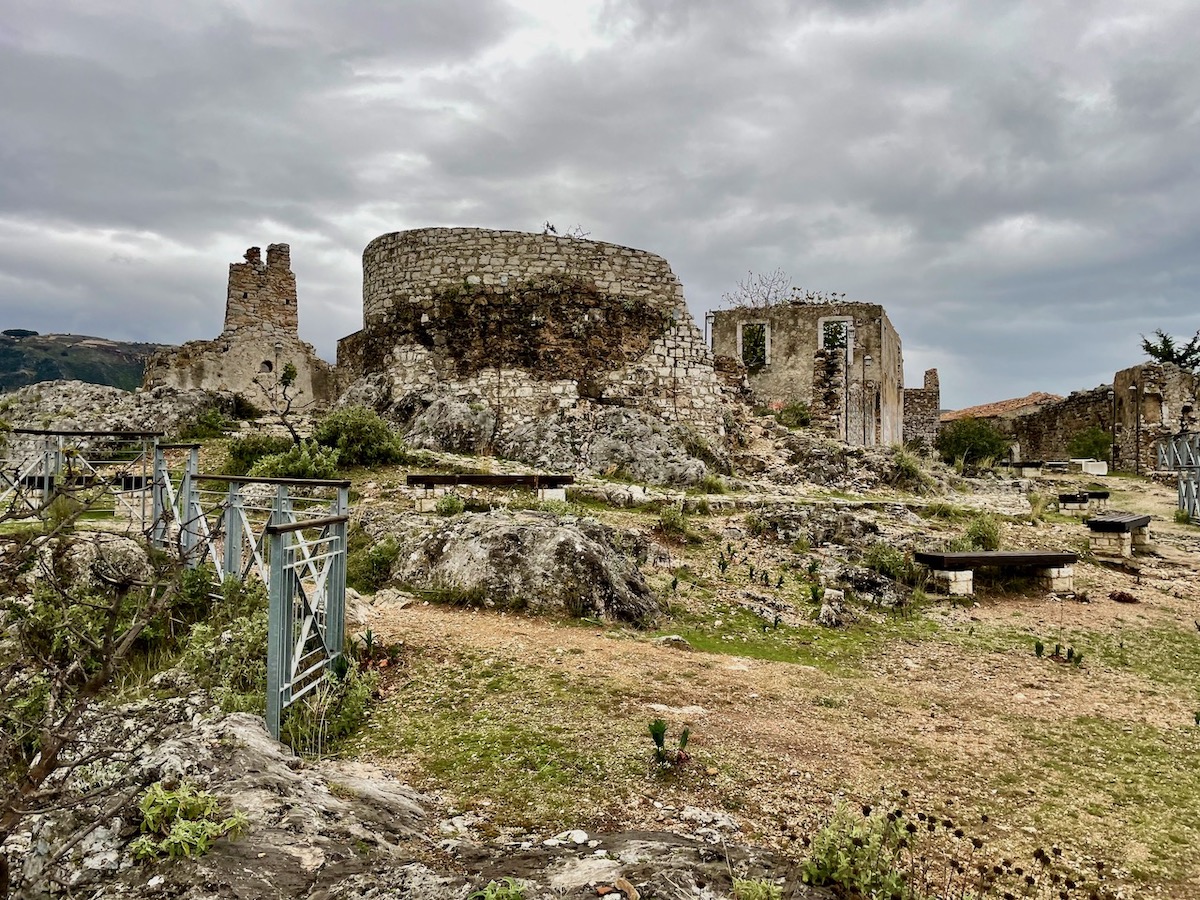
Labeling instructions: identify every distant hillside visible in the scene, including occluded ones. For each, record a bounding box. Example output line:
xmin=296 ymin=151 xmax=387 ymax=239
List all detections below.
xmin=0 ymin=331 xmax=171 ymax=392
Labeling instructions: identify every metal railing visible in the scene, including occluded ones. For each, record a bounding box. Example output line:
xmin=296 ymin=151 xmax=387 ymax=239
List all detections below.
xmin=1157 ymin=432 xmax=1199 ymax=521
xmin=0 ymin=429 xmax=160 ymax=525
xmin=148 ymin=444 xmax=350 ymax=738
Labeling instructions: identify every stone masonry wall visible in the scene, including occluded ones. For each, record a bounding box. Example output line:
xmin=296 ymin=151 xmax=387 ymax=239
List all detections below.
xmin=223 ymin=244 xmax=298 ymax=338
xmin=903 ymin=368 xmax=941 ymax=453
xmin=143 ymin=243 xmax=334 ymax=404
xmin=709 ymin=302 xmax=904 ymax=447
xmin=967 ymin=362 xmax=1198 ymax=471
xmin=337 ymin=228 xmax=729 ymax=437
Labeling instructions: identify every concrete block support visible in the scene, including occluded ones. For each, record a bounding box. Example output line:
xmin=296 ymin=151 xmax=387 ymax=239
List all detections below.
xmin=1089 ymin=531 xmax=1132 ymax=558
xmin=1132 ymin=523 xmax=1152 ymax=550
xmin=932 ymin=569 xmax=973 ymax=596
xmin=1036 ymin=565 xmax=1074 ymax=592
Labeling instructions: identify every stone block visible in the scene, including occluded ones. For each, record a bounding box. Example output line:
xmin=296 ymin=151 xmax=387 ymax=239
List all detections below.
xmin=932 ymin=569 xmax=973 ymax=595
xmin=1089 ymin=531 xmax=1132 ymax=558
xmin=1036 ymin=565 xmax=1074 ymax=592
xmin=538 ymin=487 xmax=567 ymax=502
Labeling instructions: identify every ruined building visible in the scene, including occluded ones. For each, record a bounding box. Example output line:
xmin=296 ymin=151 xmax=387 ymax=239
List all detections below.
xmin=710 ymin=303 xmax=907 ymax=446
xmin=336 ymin=227 xmax=729 ymax=437
xmin=902 ymin=369 xmax=942 ymax=453
xmin=941 ymin=363 xmax=1198 ymax=473
xmin=143 ymin=245 xmax=334 ymax=405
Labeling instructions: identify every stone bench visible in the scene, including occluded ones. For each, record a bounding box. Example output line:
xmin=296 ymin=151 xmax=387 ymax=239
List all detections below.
xmin=406 ymin=473 xmax=574 ymax=511
xmin=1058 ymin=491 xmax=1109 ymax=514
xmin=1085 ymin=512 xmax=1151 ymax=559
xmin=914 ymin=550 xmax=1079 ymax=596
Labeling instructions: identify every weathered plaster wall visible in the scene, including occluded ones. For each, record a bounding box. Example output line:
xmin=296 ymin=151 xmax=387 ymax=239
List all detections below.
xmin=710 ymin=303 xmax=903 ymax=446
xmin=143 ymin=244 xmax=334 ymax=404
xmin=337 ymin=228 xmax=728 ymax=436
xmin=903 ymin=369 xmax=941 ymax=453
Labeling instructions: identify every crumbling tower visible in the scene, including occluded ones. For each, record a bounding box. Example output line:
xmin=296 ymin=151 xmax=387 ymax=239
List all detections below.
xmin=222 ymin=244 xmax=299 ymax=338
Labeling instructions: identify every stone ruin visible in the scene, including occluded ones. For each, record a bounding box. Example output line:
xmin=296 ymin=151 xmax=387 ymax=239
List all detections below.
xmin=143 ymin=244 xmax=334 ymax=406
xmin=943 ymin=361 xmax=1198 ymax=474
xmin=710 ymin=302 xmax=924 ymax=447
xmin=336 ymin=227 xmax=730 ymax=442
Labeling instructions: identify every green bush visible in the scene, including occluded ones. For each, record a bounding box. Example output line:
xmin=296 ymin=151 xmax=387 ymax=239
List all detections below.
xmin=247 ymin=440 xmax=340 ymax=479
xmin=657 ymin=506 xmax=688 ymax=538
xmin=280 ymin=661 xmax=379 ymax=758
xmin=435 ymin=493 xmax=465 ymax=516
xmin=1175 ymin=508 xmax=1193 ymax=525
xmin=179 ymin=578 xmax=270 ymax=713
xmin=224 ymin=434 xmax=294 ymax=476
xmin=934 ymin=417 xmax=1010 ymax=466
xmin=312 ymin=406 xmax=407 ymax=468
xmin=862 ymin=542 xmax=920 ymax=584
xmin=176 ymin=408 xmax=234 ymax=441
xmin=732 ymin=879 xmax=782 ymax=900
xmin=1067 ymin=426 xmax=1113 ymax=460
xmin=346 ymin=529 xmax=399 ymax=593
xmin=888 ymin=446 xmax=932 ymax=492
xmin=775 ymin=400 xmax=811 ymax=429
xmin=696 ymin=473 xmax=726 ymax=494
xmin=801 ymin=803 xmax=910 ymax=898
xmin=964 ymin=512 xmax=1001 ymax=550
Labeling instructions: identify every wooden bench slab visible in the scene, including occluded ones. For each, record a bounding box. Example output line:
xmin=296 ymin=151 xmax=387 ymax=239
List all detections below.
xmin=914 ymin=550 xmax=1079 ymax=571
xmin=1086 ymin=512 xmax=1151 ymax=533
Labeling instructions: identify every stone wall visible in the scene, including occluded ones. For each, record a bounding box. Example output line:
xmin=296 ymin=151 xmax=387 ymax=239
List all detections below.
xmin=709 ymin=302 xmax=904 ymax=446
xmin=903 ymin=368 xmax=941 ymax=453
xmin=1113 ymin=363 xmax=1198 ymax=473
xmin=1002 ymin=385 xmax=1113 ymax=462
xmin=143 ymin=244 xmax=334 ymax=405
xmin=337 ymin=228 xmax=729 ymax=437
xmin=953 ymin=362 xmax=1198 ymax=471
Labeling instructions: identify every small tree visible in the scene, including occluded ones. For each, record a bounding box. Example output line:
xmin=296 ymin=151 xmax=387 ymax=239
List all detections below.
xmin=934 ymin=417 xmax=1010 ymax=466
xmin=1067 ymin=426 xmax=1113 ymax=460
xmin=253 ymin=361 xmax=308 ymax=444
xmin=722 ymin=268 xmax=793 ymax=309
xmin=1141 ymin=329 xmax=1200 ymax=372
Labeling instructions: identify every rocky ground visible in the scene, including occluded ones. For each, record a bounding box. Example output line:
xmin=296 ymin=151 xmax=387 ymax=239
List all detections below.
xmin=4 ymin=390 xmax=1200 ymax=899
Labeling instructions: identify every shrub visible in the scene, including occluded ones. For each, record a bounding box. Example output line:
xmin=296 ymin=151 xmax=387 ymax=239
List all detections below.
xmin=224 ymin=434 xmax=294 ymax=476
xmin=657 ymin=506 xmax=688 ymax=538
xmin=175 ymin=408 xmax=234 ymax=440
xmin=889 ymin=446 xmax=932 ymax=492
xmin=1174 ymin=508 xmax=1193 ymax=525
xmin=862 ymin=542 xmax=920 ymax=585
xmin=800 ymin=803 xmax=909 ymax=898
xmin=696 ymin=473 xmax=726 ymax=494
xmin=179 ymin=578 xmax=270 ymax=713
xmin=775 ymin=400 xmax=811 ymax=429
xmin=467 ymin=878 xmax=526 ymax=900
xmin=247 ymin=441 xmax=340 ymax=479
xmin=129 ymin=781 xmax=247 ymax=861
xmin=435 ymin=493 xmax=465 ymax=516
xmin=1067 ymin=426 xmax=1113 ymax=460
xmin=934 ymin=417 xmax=1010 ymax=466
xmin=732 ymin=879 xmax=782 ymax=900
xmin=346 ymin=529 xmax=399 ymax=593
xmin=280 ymin=661 xmax=379 ymax=758
xmin=312 ymin=406 xmax=407 ymax=468
xmin=964 ymin=512 xmax=1001 ymax=551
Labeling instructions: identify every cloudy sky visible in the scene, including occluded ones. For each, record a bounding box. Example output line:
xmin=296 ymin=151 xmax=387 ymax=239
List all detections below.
xmin=2 ymin=0 xmax=1197 ymax=409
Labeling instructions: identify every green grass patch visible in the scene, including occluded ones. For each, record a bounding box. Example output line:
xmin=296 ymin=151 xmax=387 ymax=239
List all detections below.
xmin=658 ymin=605 xmax=939 ymax=676
xmin=348 ymin=652 xmax=644 ymax=827
xmin=1018 ymin=715 xmax=1200 ymax=883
